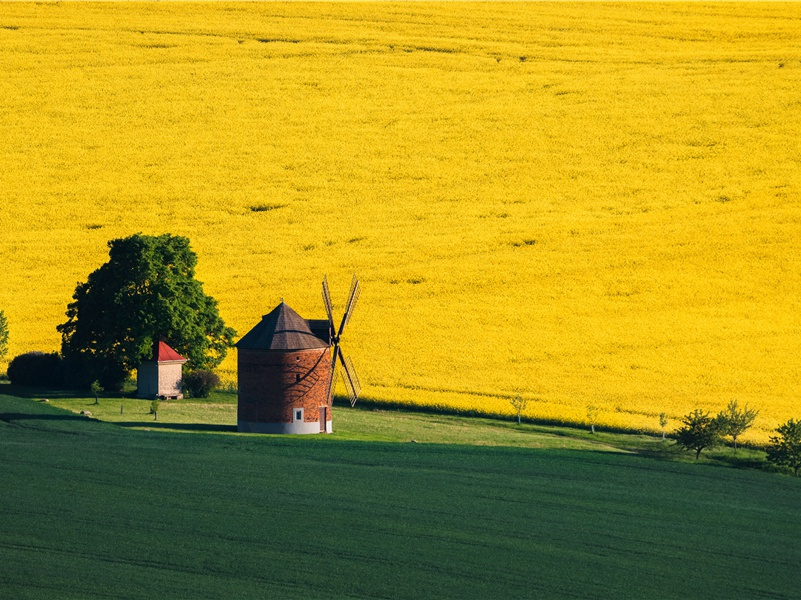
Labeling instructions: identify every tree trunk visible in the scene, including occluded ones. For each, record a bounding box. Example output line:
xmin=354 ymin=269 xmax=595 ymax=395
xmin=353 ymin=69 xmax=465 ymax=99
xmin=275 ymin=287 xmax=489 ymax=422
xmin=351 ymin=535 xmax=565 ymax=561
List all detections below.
xmin=591 ymin=424 xmax=595 ymax=434
xmin=695 ymin=448 xmax=702 ymax=459
xmin=517 ymin=414 xmax=521 ymax=425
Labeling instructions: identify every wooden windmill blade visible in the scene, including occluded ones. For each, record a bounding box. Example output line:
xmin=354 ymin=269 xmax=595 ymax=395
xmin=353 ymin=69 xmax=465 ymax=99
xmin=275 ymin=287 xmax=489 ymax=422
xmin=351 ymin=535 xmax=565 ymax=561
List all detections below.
xmin=322 ymin=275 xmax=335 ymax=338
xmin=337 ymin=276 xmax=360 ymax=337
xmin=344 ymin=355 xmax=361 ymax=401
xmin=325 ymin=358 xmax=338 ymax=405
xmin=337 ymin=346 xmax=361 ymax=406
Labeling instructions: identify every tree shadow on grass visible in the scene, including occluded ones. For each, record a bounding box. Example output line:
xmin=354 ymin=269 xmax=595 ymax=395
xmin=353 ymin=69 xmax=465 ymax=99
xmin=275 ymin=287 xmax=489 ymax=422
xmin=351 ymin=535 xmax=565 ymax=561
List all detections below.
xmin=0 ymin=412 xmax=88 ymax=423
xmin=115 ymin=421 xmax=237 ymax=433
xmin=0 ymin=383 xmax=136 ymax=400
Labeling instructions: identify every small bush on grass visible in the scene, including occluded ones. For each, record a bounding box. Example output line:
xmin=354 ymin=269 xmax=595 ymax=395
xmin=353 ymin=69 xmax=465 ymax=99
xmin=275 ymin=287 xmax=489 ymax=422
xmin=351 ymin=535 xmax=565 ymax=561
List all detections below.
xmin=182 ymin=370 xmax=220 ymax=398
xmin=7 ymin=352 xmax=64 ymax=387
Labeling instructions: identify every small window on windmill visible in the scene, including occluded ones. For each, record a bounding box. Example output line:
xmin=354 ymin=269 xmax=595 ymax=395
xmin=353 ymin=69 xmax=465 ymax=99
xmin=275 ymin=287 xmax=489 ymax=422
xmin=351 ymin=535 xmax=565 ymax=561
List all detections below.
xmin=295 ymin=408 xmax=303 ymax=422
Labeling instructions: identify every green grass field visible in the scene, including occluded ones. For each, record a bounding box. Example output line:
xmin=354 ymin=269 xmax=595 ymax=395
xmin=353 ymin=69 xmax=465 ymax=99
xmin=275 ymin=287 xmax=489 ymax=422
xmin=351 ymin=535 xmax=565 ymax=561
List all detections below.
xmin=40 ymin=385 xmax=767 ymax=469
xmin=2 ymin=390 xmax=799 ymax=599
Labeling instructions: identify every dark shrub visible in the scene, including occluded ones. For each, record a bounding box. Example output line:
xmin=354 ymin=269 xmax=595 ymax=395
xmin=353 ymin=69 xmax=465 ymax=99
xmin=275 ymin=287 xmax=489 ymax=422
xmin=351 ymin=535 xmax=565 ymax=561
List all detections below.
xmin=60 ymin=354 xmax=129 ymax=392
xmin=182 ymin=370 xmax=220 ymax=398
xmin=7 ymin=352 xmax=64 ymax=387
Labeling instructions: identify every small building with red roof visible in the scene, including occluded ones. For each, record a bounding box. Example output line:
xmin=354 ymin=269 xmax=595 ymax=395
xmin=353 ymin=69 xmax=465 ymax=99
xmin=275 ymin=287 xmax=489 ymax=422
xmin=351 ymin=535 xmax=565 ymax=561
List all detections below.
xmin=137 ymin=340 xmax=188 ymax=399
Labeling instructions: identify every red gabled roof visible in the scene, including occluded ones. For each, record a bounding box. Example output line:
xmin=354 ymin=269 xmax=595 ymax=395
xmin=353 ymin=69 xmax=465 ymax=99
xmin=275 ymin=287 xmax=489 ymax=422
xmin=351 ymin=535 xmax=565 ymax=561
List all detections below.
xmin=151 ymin=340 xmax=187 ymax=363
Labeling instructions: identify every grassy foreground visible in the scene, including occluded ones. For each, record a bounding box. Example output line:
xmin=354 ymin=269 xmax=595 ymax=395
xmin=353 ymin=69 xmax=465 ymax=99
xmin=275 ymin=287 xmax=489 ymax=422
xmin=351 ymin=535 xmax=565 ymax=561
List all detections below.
xmin=2 ymin=392 xmax=800 ymax=599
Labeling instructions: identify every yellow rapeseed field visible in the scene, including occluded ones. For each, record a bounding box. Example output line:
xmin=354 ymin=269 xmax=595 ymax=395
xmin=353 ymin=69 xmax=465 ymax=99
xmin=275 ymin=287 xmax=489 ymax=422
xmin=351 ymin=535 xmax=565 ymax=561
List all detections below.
xmin=1 ymin=3 xmax=799 ymax=442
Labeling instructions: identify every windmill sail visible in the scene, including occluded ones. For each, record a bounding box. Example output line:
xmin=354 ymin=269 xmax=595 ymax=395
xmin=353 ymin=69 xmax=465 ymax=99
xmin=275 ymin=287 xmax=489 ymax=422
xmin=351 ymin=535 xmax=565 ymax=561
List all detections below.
xmin=325 ymin=360 xmax=338 ymax=404
xmin=322 ymin=275 xmax=335 ymax=334
xmin=323 ymin=275 xmax=362 ymax=407
xmin=340 ymin=351 xmax=361 ymax=406
xmin=337 ymin=275 xmax=360 ymax=338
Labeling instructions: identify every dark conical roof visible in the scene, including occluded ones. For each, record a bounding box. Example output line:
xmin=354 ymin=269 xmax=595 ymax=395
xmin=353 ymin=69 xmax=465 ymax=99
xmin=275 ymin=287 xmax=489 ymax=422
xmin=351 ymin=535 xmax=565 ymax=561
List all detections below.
xmin=236 ymin=302 xmax=329 ymax=351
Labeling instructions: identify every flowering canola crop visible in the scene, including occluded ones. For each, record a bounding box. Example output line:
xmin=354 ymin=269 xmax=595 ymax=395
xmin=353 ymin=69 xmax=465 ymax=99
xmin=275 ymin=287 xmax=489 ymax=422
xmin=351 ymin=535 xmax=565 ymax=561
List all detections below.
xmin=1 ymin=3 xmax=799 ymax=442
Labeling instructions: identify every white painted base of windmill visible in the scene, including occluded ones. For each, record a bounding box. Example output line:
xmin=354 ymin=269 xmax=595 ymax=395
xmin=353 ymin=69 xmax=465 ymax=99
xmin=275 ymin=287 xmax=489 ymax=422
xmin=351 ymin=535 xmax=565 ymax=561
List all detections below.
xmin=238 ymin=420 xmax=333 ymax=434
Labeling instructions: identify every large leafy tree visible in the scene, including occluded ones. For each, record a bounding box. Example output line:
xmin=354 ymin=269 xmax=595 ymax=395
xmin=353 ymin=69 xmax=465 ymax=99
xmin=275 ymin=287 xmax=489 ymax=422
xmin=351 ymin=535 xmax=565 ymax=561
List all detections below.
xmin=58 ymin=234 xmax=235 ymax=390
xmin=766 ymin=419 xmax=801 ymax=477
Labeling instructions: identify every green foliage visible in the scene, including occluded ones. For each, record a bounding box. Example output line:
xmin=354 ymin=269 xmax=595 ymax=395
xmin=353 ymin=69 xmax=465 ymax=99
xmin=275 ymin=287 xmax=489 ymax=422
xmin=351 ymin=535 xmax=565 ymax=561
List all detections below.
xmin=90 ymin=380 xmax=102 ymax=405
xmin=0 ymin=310 xmax=8 ymax=361
xmin=716 ymin=399 xmax=758 ymax=450
xmin=1 ymin=393 xmax=800 ymax=600
xmin=766 ymin=419 xmax=801 ymax=477
xmin=57 ymin=233 xmax=236 ymax=390
xmin=586 ymin=405 xmax=598 ymax=433
xmin=150 ymin=398 xmax=160 ymax=420
xmin=674 ymin=409 xmax=721 ymax=459
xmin=182 ymin=369 xmax=221 ymax=399
xmin=659 ymin=412 xmax=668 ymax=440
xmin=6 ymin=351 xmax=64 ymax=387
xmin=509 ymin=394 xmax=527 ymax=425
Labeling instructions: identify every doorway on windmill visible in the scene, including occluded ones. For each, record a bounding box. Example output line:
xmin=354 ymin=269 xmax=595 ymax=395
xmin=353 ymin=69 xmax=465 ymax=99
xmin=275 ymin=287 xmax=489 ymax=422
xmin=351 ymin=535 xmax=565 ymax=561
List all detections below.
xmin=319 ymin=406 xmax=327 ymax=432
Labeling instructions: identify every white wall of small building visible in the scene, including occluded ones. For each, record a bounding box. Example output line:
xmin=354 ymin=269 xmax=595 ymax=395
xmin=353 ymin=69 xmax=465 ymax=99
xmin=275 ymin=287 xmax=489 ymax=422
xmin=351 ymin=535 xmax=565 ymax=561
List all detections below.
xmin=137 ymin=361 xmax=185 ymax=398
xmin=157 ymin=362 xmax=184 ymax=397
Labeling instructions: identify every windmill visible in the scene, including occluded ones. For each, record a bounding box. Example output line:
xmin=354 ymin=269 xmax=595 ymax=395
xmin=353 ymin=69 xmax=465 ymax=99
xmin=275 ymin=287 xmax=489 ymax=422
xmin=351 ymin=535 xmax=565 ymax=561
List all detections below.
xmin=322 ymin=275 xmax=362 ymax=406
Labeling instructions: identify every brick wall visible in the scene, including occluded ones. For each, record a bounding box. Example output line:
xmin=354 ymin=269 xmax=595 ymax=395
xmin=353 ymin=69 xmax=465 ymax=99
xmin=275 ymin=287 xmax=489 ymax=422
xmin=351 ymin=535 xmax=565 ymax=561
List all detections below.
xmin=238 ymin=348 xmax=332 ymax=425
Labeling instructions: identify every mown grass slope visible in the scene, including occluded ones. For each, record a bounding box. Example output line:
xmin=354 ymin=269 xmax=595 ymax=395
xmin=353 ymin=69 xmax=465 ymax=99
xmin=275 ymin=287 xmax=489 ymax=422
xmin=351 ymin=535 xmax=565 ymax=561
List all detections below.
xmin=2 ymin=393 xmax=799 ymax=599
xmin=43 ymin=387 xmax=768 ymax=470
xmin=1 ymin=2 xmax=800 ymax=440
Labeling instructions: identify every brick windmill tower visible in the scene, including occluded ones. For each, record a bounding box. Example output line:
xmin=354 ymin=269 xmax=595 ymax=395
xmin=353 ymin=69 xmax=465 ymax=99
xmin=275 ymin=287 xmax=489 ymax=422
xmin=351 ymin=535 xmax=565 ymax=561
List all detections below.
xmin=236 ymin=277 xmax=361 ymax=434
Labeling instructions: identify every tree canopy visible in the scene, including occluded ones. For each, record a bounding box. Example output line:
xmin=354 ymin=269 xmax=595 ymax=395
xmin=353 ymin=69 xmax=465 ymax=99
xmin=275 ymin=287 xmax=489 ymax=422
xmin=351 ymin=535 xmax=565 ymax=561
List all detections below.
xmin=766 ymin=419 xmax=801 ymax=477
xmin=58 ymin=233 xmax=235 ymax=389
xmin=716 ymin=399 xmax=758 ymax=450
xmin=509 ymin=394 xmax=527 ymax=425
xmin=674 ymin=409 xmax=720 ymax=459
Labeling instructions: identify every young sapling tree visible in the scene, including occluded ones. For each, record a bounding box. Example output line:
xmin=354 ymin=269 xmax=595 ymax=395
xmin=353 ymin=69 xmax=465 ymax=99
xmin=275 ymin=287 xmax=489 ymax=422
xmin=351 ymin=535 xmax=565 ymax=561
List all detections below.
xmin=587 ymin=405 xmax=598 ymax=434
xmin=716 ymin=399 xmax=758 ymax=451
xmin=659 ymin=412 xmax=668 ymax=441
xmin=0 ymin=310 xmax=8 ymax=363
xmin=510 ymin=394 xmax=528 ymax=425
xmin=90 ymin=380 xmax=102 ymax=405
